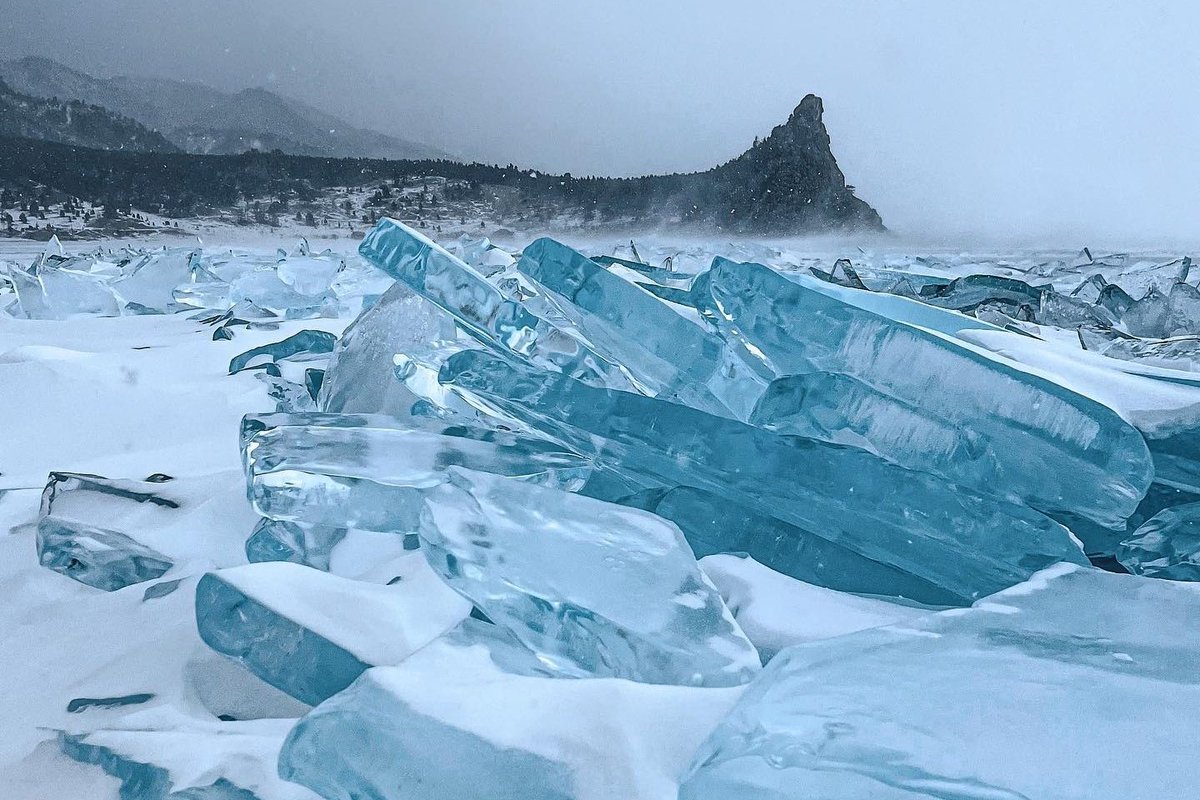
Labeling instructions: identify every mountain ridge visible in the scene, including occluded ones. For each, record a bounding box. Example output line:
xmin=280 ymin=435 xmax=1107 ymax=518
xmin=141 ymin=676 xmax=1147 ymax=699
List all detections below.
xmin=0 ymin=77 xmax=179 ymax=153
xmin=0 ymin=56 xmax=447 ymax=161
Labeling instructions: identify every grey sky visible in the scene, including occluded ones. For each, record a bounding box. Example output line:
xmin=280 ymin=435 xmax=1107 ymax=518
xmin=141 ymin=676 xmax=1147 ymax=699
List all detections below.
xmin=3 ymin=1 xmax=1198 ymax=245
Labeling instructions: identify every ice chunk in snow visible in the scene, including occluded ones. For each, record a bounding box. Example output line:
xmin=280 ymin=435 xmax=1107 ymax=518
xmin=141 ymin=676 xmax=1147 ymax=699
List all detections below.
xmin=1111 ymin=256 xmax=1190 ymax=299
xmin=275 ymin=253 xmax=344 ymax=297
xmin=59 ymin=713 xmax=316 ymax=800
xmin=419 ymin=467 xmax=761 ymax=686
xmin=679 ymin=564 xmax=1200 ymax=800
xmin=242 ymin=412 xmax=591 ymax=533
xmin=692 ymin=258 xmax=1152 ymax=529
xmin=37 ymin=472 xmax=183 ymax=591
xmin=196 ymin=559 xmax=470 ymax=705
xmin=440 ymin=350 xmax=1088 ymax=605
xmin=244 ymin=518 xmax=346 ymax=571
xmin=278 ymin=624 xmax=745 ymax=800
xmin=358 ymin=218 xmax=635 ymax=390
xmin=111 ymin=247 xmax=199 ymax=313
xmin=1119 ymin=280 xmax=1200 ymax=339
xmin=1117 ymin=502 xmax=1200 ymax=580
xmin=38 ymin=516 xmax=173 ymax=592
xmin=36 ymin=470 xmax=257 ymax=590
xmin=699 ymin=554 xmax=930 ymax=660
xmin=317 ymin=280 xmax=457 ymax=417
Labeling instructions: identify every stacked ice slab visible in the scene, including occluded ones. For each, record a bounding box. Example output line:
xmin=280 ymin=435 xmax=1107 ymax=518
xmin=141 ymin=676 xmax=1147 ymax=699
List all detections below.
xmin=342 ymin=220 xmax=1166 ymax=597
xmin=196 ymin=220 xmax=1200 ymax=800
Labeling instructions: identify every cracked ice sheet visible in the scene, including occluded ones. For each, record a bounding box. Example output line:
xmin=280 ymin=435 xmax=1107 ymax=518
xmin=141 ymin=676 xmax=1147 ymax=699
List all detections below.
xmin=0 ymin=314 xmax=349 ymax=490
xmin=0 ymin=306 xmax=348 ymax=797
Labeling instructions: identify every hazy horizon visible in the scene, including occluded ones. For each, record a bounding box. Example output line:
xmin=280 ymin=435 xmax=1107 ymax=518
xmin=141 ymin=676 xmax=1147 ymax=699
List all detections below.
xmin=3 ymin=0 xmax=1199 ymax=247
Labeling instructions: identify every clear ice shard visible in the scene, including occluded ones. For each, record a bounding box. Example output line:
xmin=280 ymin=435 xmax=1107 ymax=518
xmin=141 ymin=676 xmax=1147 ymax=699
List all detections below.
xmin=1109 ymin=256 xmax=1191 ymax=299
xmin=110 ymin=246 xmax=200 ymax=313
xmin=242 ymin=412 xmax=591 ymax=533
xmin=693 ymin=257 xmax=1152 ymax=528
xmin=244 ymin=518 xmax=347 ymax=571
xmin=278 ymin=622 xmax=745 ymax=800
xmin=228 ymin=330 xmax=337 ymax=375
xmin=317 ymin=279 xmax=458 ymax=417
xmin=678 ymin=564 xmax=1200 ymax=800
xmin=1117 ymin=502 xmax=1200 ymax=580
xmin=440 ymin=350 xmax=1089 ymax=605
xmin=516 ymin=237 xmax=756 ymax=415
xmin=419 ymin=467 xmax=761 ymax=686
xmin=6 ymin=260 xmax=122 ymax=319
xmin=357 ymin=218 xmax=635 ymax=390
xmin=1119 ymin=280 xmax=1200 ymax=339
xmin=196 ymin=559 xmax=470 ymax=705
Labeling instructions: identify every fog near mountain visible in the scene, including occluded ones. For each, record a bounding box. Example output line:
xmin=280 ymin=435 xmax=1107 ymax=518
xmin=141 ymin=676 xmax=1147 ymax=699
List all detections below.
xmin=2 ymin=1 xmax=1199 ymax=243
xmin=0 ymin=56 xmax=447 ymax=161
xmin=0 ymin=77 xmax=178 ymax=152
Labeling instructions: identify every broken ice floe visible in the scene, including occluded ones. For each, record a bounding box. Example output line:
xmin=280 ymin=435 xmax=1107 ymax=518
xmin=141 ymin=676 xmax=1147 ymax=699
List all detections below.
xmin=678 ymin=564 xmax=1200 ymax=800
xmin=15 ymin=222 xmax=1200 ymax=800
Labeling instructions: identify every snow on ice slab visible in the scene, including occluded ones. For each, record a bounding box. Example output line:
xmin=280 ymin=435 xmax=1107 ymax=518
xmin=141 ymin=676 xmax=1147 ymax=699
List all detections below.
xmin=59 ymin=711 xmax=318 ymax=800
xmin=419 ymin=467 xmax=761 ymax=686
xmin=959 ymin=327 xmax=1200 ymax=494
xmin=699 ymin=554 xmax=930 ymax=660
xmin=694 ymin=257 xmax=1152 ymax=529
xmin=278 ymin=628 xmax=745 ymax=800
xmin=440 ymin=350 xmax=1088 ymax=605
xmin=678 ymin=564 xmax=1200 ymax=800
xmin=196 ymin=559 xmax=470 ymax=705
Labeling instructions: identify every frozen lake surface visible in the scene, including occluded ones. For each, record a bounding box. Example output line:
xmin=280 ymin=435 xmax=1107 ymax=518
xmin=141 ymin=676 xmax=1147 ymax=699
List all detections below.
xmin=2 ymin=228 xmax=1198 ymax=799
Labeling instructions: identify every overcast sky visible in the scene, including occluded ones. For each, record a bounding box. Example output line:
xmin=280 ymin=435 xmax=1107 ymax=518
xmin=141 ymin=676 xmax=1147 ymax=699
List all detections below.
xmin=3 ymin=1 xmax=1198 ymax=245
